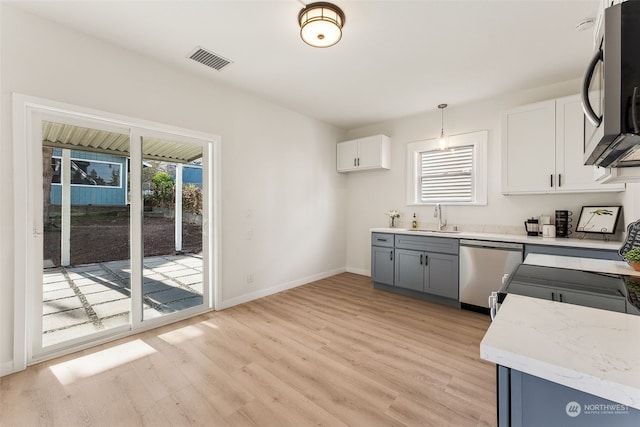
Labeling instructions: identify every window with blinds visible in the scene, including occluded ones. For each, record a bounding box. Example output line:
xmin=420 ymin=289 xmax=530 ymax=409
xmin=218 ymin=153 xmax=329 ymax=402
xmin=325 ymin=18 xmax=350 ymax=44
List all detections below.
xmin=419 ymin=145 xmax=473 ymax=203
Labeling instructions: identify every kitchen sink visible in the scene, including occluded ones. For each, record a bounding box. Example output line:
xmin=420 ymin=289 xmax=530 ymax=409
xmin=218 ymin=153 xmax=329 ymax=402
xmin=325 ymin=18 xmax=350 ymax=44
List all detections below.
xmin=406 ymin=229 xmax=461 ymax=234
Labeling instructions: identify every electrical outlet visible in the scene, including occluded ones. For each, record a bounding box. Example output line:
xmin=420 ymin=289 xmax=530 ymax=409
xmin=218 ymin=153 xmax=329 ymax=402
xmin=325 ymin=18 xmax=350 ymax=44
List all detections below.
xmin=247 ymin=273 xmax=254 ymax=283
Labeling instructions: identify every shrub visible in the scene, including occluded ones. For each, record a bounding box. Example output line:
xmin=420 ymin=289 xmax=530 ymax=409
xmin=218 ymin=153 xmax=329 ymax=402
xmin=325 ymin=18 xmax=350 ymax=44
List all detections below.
xmin=151 ymin=172 xmax=175 ymax=208
xmin=182 ymin=184 xmax=202 ymax=215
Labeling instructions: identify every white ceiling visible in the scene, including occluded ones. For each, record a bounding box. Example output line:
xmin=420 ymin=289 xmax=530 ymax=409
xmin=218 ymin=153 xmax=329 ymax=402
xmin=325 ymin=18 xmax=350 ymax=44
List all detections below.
xmin=8 ymin=0 xmax=599 ymax=130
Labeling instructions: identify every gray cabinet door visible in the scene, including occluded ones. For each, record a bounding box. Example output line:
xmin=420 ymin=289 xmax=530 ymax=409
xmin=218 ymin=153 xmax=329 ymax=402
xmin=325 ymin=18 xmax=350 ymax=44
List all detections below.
xmin=556 ymin=289 xmax=627 ymax=313
xmin=508 ymin=282 xmax=555 ymax=301
xmin=510 ymin=369 xmax=640 ymax=426
xmin=425 ymin=252 xmax=459 ymax=299
xmin=394 ymin=249 xmax=424 ymax=292
xmin=371 ymin=246 xmax=394 ymax=286
xmin=508 ymin=283 xmax=627 ymax=312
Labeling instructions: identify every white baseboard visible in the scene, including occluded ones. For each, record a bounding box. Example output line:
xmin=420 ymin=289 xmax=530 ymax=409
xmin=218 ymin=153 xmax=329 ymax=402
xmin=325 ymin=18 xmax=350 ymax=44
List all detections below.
xmin=218 ymin=267 xmax=347 ymax=310
xmin=346 ymin=267 xmax=370 ymax=277
xmin=1 ymin=360 xmax=15 ymax=377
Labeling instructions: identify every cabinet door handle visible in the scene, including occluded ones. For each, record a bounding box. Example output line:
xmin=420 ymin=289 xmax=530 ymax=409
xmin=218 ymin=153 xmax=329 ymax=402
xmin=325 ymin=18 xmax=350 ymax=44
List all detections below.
xmin=353 ymin=158 xmax=357 ymax=167
xmin=551 ymin=292 xmax=555 ymax=301
xmin=419 ymin=254 xmax=423 ymax=265
xmin=424 ymin=255 xmax=428 ymax=266
xmin=558 ymin=174 xmax=562 ymax=187
xmin=390 ymin=250 xmax=393 ymax=261
xmin=357 ymin=157 xmax=360 ymax=166
xmin=376 ymin=238 xmax=387 ymax=242
xmin=559 ymin=293 xmax=563 ymax=302
xmin=550 ymin=174 xmax=553 ymax=188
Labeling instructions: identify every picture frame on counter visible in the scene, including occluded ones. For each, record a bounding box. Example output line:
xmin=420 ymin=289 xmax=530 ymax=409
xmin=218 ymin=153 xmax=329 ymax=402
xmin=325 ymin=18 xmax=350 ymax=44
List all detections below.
xmin=575 ymin=205 xmax=622 ymax=234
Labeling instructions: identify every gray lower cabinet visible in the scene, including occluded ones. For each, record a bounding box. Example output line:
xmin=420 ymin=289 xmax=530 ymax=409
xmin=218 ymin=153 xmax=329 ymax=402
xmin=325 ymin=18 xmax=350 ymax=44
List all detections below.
xmin=508 ymin=282 xmax=626 ymax=313
xmin=371 ymin=245 xmax=394 ymax=286
xmin=394 ymin=249 xmax=424 ymax=291
xmin=498 ymin=366 xmax=640 ymax=426
xmin=393 ymin=235 xmax=459 ymax=300
xmin=371 ymin=233 xmax=395 ymax=286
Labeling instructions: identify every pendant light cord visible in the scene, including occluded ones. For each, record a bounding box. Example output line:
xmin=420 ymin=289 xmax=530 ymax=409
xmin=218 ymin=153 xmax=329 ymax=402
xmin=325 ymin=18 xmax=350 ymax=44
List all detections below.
xmin=438 ymin=103 xmax=447 ymax=136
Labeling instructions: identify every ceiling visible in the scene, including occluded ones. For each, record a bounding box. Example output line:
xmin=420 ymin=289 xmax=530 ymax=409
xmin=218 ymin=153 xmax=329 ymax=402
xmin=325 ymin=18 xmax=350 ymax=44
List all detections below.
xmin=7 ymin=0 xmax=599 ymax=130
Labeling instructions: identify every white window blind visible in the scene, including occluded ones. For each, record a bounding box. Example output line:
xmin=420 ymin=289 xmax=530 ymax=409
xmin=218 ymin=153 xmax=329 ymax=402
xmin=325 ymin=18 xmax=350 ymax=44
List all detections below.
xmin=419 ymin=145 xmax=473 ymax=203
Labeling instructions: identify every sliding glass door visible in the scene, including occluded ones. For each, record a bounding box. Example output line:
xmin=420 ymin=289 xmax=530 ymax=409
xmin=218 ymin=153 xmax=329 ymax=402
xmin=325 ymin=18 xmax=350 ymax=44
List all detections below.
xmin=30 ymin=113 xmax=213 ymax=361
xmin=140 ymin=137 xmax=205 ymax=321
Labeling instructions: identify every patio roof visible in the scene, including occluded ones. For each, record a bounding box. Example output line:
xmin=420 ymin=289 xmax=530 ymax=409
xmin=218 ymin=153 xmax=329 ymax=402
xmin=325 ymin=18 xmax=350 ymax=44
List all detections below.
xmin=42 ymin=121 xmax=203 ymax=164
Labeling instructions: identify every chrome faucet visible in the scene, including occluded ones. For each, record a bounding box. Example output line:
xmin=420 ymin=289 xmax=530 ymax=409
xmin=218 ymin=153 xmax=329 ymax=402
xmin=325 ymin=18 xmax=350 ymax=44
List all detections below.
xmin=434 ymin=203 xmax=447 ymax=231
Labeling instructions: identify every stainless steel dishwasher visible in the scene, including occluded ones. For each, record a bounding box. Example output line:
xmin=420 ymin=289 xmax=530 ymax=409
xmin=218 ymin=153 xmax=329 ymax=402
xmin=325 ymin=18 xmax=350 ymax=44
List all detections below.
xmin=459 ymin=239 xmax=523 ymax=313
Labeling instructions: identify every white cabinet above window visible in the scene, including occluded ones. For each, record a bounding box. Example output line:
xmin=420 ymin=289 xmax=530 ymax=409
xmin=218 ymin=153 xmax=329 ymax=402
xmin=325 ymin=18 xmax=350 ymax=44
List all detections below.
xmin=501 ymin=94 xmax=625 ymax=194
xmin=337 ymin=134 xmax=390 ymax=172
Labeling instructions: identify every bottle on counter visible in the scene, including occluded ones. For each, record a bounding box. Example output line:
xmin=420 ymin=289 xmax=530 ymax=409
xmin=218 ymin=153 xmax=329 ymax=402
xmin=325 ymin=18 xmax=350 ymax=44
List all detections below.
xmin=412 ymin=213 xmax=418 ymax=229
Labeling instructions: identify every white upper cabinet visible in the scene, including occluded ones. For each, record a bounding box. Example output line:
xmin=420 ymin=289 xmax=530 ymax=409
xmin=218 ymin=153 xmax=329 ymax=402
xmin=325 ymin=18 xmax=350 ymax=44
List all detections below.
xmin=502 ymin=99 xmax=556 ymax=193
xmin=501 ymin=94 xmax=625 ymax=194
xmin=337 ymin=134 xmax=390 ymax=172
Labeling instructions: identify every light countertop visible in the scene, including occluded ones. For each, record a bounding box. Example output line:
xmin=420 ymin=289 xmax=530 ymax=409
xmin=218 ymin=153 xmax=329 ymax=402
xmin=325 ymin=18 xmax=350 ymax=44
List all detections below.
xmin=371 ymin=227 xmax=623 ymax=251
xmin=480 ymin=293 xmax=640 ymax=409
xmin=524 ymin=253 xmax=640 ymax=277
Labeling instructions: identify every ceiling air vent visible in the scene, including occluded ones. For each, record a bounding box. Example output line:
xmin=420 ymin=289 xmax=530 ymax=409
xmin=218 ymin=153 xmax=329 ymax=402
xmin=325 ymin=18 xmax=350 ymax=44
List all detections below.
xmin=188 ymin=46 xmax=232 ymax=71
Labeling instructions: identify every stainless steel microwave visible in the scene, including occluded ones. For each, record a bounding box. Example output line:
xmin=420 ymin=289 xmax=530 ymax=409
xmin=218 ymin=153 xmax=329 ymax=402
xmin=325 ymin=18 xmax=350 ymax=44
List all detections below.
xmin=582 ymin=0 xmax=640 ymax=168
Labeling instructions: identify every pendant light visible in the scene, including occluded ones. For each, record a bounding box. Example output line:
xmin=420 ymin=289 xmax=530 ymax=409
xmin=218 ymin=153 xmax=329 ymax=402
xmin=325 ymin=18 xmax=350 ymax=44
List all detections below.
xmin=437 ymin=103 xmax=448 ymax=150
xmin=298 ymin=2 xmax=345 ymax=48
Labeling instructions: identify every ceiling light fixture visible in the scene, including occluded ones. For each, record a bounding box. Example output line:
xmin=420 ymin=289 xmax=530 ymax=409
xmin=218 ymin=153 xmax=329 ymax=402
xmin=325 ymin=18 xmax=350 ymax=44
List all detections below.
xmin=438 ymin=103 xmax=448 ymax=150
xmin=298 ymin=2 xmax=345 ymax=48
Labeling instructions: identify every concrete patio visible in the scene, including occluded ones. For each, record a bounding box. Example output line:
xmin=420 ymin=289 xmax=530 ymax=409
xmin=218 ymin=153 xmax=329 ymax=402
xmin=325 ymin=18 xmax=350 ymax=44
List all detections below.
xmin=42 ymin=254 xmax=203 ymax=347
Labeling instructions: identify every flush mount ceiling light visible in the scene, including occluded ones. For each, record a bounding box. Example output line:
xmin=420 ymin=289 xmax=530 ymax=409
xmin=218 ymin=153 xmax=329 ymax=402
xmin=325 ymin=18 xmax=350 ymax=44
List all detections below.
xmin=438 ymin=103 xmax=449 ymax=150
xmin=298 ymin=2 xmax=345 ymax=48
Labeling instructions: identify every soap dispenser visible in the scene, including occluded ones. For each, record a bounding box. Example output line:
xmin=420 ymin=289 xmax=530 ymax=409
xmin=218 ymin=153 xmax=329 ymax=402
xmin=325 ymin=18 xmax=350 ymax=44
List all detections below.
xmin=412 ymin=213 xmax=418 ymax=229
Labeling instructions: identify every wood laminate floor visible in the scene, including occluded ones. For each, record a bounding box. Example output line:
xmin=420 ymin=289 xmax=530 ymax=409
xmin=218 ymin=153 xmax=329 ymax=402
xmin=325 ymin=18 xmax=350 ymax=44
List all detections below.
xmin=0 ymin=273 xmax=496 ymax=427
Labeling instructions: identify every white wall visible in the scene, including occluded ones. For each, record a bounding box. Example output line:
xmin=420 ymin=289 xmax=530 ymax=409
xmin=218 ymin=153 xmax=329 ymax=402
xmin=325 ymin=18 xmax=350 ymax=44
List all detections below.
xmin=0 ymin=6 xmax=347 ymax=372
xmin=343 ymin=80 xmax=627 ymax=275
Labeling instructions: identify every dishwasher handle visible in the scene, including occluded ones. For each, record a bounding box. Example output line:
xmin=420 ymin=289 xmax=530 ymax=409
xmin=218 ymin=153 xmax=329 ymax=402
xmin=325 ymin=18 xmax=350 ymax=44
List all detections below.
xmin=460 ymin=239 xmax=523 ymax=251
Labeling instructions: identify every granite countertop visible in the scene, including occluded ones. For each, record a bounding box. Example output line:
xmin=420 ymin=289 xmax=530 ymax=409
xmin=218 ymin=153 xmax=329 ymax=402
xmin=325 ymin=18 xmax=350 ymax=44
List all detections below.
xmin=480 ymin=293 xmax=640 ymax=410
xmin=371 ymin=227 xmax=624 ymax=251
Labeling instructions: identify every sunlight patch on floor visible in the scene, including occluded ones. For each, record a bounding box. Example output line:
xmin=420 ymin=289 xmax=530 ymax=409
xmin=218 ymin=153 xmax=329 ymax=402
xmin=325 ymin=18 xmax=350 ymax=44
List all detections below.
xmin=158 ymin=324 xmax=204 ymax=345
xmin=49 ymin=339 xmax=156 ymax=385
